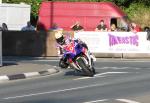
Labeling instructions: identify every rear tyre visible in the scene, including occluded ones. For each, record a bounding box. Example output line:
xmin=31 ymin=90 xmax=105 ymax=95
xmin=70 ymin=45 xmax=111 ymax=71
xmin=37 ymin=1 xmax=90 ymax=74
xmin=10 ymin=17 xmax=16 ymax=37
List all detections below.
xmin=77 ymin=57 xmax=94 ymax=77
xmin=59 ymin=59 xmax=69 ymax=69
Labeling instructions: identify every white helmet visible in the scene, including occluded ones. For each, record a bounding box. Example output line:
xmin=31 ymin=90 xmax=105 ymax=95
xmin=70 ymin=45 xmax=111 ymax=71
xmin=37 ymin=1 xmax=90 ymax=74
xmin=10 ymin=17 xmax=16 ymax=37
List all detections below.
xmin=54 ymin=29 xmax=65 ymax=45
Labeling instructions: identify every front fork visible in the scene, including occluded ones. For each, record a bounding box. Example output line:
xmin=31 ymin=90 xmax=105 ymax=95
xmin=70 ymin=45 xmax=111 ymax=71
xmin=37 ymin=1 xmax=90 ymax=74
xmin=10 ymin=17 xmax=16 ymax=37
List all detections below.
xmin=68 ymin=59 xmax=82 ymax=71
xmin=84 ymin=50 xmax=92 ymax=68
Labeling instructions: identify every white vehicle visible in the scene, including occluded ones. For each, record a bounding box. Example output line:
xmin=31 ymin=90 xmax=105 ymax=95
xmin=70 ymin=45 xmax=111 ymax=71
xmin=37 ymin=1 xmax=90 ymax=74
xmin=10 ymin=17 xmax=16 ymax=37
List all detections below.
xmin=0 ymin=3 xmax=31 ymax=30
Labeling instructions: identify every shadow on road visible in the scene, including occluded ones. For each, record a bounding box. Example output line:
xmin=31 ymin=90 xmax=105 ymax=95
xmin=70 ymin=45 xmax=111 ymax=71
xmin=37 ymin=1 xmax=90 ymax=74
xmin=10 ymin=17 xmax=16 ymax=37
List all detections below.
xmin=65 ymin=70 xmax=84 ymax=76
xmin=2 ymin=62 xmax=18 ymax=67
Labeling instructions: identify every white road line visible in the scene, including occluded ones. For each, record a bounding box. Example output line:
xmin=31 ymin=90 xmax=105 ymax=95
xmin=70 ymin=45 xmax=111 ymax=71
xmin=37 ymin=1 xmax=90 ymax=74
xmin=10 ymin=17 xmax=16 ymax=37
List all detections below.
xmin=96 ymin=67 xmax=141 ymax=70
xmin=97 ymin=60 xmax=150 ymax=63
xmin=3 ymin=82 xmax=109 ymax=100
xmin=73 ymin=76 xmax=106 ymax=80
xmin=73 ymin=72 xmax=128 ymax=80
xmin=117 ymin=99 xmax=140 ymax=103
xmin=94 ymin=72 xmax=129 ymax=77
xmin=74 ymin=77 xmax=92 ymax=80
xmin=83 ymin=99 xmax=108 ymax=103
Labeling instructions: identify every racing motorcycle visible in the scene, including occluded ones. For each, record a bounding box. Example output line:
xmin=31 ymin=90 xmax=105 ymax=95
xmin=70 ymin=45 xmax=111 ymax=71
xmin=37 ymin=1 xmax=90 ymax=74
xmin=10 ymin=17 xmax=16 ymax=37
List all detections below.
xmin=59 ymin=40 xmax=96 ymax=77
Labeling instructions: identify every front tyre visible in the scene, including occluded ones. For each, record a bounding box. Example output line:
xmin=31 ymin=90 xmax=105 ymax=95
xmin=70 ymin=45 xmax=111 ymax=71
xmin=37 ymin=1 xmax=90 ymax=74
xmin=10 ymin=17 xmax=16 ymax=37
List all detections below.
xmin=76 ymin=57 xmax=94 ymax=77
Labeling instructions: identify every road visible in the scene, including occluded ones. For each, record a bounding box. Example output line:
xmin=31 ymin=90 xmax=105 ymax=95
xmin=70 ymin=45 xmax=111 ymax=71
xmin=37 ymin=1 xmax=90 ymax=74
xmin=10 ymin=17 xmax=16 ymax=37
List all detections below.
xmin=1 ymin=58 xmax=150 ymax=103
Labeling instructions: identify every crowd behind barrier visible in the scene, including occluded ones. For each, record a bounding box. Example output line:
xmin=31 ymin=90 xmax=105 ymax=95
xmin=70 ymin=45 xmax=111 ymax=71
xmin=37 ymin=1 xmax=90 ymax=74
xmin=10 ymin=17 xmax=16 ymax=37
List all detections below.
xmin=47 ymin=20 xmax=149 ymax=33
xmin=1 ymin=19 xmax=149 ymax=32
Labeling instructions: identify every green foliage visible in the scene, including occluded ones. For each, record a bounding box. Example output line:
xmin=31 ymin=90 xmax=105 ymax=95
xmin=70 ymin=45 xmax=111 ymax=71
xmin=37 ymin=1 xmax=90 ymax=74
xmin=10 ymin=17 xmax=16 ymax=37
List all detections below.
xmin=124 ymin=3 xmax=150 ymax=27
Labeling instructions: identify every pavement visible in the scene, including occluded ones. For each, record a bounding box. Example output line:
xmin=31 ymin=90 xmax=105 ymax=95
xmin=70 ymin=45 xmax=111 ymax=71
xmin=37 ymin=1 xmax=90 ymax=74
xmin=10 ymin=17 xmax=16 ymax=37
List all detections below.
xmin=0 ymin=61 xmax=59 ymax=82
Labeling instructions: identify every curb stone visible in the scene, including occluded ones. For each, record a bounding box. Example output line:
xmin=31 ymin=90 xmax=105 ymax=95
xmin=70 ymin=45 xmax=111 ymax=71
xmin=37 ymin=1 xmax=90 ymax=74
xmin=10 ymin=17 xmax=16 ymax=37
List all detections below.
xmin=0 ymin=69 xmax=59 ymax=82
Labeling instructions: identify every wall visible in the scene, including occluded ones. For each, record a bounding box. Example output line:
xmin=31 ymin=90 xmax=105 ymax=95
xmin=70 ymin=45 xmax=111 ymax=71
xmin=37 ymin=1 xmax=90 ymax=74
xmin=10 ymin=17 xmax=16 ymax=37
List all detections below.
xmin=2 ymin=31 xmax=74 ymax=57
xmin=2 ymin=31 xmax=47 ymax=56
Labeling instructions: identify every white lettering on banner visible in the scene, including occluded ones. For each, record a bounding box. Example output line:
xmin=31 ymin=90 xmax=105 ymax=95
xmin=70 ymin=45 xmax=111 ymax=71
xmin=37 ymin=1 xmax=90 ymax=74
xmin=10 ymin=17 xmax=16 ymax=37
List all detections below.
xmin=74 ymin=32 xmax=149 ymax=53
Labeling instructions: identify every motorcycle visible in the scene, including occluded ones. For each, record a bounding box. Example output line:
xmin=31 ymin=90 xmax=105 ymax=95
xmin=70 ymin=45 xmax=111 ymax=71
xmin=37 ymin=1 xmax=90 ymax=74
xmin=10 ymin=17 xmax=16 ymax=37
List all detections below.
xmin=59 ymin=40 xmax=96 ymax=77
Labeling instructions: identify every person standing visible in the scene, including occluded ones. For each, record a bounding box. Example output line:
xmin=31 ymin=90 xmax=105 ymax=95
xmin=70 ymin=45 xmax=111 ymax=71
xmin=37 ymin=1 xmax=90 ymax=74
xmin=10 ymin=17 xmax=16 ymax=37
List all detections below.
xmin=70 ymin=21 xmax=84 ymax=32
xmin=0 ymin=23 xmax=8 ymax=31
xmin=95 ymin=20 xmax=107 ymax=32
xmin=109 ymin=24 xmax=117 ymax=32
xmin=130 ymin=23 xmax=141 ymax=32
xmin=21 ymin=21 xmax=35 ymax=31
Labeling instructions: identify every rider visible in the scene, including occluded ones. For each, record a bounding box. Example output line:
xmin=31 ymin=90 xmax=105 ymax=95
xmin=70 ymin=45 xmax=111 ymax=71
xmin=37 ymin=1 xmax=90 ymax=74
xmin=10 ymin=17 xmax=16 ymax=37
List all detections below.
xmin=54 ymin=29 xmax=96 ymax=68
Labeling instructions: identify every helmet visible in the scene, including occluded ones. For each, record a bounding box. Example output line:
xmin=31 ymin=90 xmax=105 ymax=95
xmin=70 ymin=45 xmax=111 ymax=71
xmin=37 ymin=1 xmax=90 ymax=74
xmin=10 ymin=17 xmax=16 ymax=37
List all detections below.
xmin=54 ymin=29 xmax=65 ymax=45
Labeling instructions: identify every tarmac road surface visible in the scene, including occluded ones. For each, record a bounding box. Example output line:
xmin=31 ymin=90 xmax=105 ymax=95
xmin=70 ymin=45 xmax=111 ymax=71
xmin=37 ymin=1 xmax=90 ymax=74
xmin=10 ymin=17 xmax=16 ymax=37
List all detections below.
xmin=1 ymin=58 xmax=150 ymax=103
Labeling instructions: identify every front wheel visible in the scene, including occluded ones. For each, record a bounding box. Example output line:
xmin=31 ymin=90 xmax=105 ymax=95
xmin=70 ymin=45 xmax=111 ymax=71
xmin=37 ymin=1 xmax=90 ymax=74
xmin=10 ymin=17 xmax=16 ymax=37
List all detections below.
xmin=76 ymin=57 xmax=94 ymax=77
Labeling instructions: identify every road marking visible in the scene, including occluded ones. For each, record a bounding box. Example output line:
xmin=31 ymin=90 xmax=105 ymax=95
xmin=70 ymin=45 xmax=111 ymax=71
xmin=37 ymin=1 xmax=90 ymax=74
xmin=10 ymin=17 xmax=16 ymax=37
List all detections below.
xmin=73 ymin=72 xmax=128 ymax=80
xmin=97 ymin=60 xmax=150 ymax=63
xmin=73 ymin=76 xmax=105 ymax=80
xmin=96 ymin=67 xmax=141 ymax=70
xmin=94 ymin=72 xmax=129 ymax=77
xmin=83 ymin=99 xmax=108 ymax=103
xmin=3 ymin=82 xmax=109 ymax=100
xmin=74 ymin=77 xmax=92 ymax=80
xmin=116 ymin=99 xmax=140 ymax=103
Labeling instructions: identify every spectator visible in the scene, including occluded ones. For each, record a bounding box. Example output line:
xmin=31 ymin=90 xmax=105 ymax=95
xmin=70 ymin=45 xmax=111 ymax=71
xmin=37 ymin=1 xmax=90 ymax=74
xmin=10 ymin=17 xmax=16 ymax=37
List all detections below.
xmin=70 ymin=21 xmax=84 ymax=31
xmin=21 ymin=21 xmax=35 ymax=31
xmin=144 ymin=26 xmax=150 ymax=32
xmin=49 ymin=23 xmax=61 ymax=31
xmin=109 ymin=24 xmax=117 ymax=32
xmin=95 ymin=20 xmax=107 ymax=32
xmin=130 ymin=23 xmax=141 ymax=32
xmin=120 ymin=27 xmax=127 ymax=32
xmin=0 ymin=23 xmax=8 ymax=31
xmin=2 ymin=23 xmax=8 ymax=31
xmin=143 ymin=26 xmax=150 ymax=41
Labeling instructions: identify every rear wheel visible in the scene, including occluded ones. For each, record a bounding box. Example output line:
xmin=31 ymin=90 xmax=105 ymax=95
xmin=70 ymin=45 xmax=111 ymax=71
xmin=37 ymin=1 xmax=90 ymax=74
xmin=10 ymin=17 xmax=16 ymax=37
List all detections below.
xmin=59 ymin=58 xmax=69 ymax=68
xmin=76 ymin=57 xmax=94 ymax=77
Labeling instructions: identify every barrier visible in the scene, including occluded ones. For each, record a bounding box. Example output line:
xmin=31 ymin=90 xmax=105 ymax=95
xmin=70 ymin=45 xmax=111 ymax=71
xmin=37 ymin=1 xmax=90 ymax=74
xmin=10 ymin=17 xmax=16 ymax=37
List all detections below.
xmin=3 ymin=31 xmax=150 ymax=58
xmin=2 ymin=31 xmax=47 ymax=56
xmin=0 ymin=31 xmax=2 ymax=66
xmin=75 ymin=32 xmax=149 ymax=53
xmin=2 ymin=31 xmax=74 ymax=57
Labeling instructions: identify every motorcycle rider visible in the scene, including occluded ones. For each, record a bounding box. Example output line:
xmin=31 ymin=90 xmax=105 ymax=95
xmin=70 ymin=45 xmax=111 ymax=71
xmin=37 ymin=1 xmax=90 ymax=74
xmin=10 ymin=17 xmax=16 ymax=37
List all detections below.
xmin=54 ymin=28 xmax=96 ymax=69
